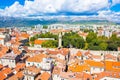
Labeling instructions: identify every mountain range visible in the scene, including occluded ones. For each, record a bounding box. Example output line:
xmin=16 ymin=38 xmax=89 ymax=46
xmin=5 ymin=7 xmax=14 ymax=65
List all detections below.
xmin=0 ymin=16 xmax=118 ymax=27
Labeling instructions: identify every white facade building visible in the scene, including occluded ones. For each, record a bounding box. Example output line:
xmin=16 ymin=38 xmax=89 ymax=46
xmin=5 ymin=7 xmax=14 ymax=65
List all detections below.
xmin=100 ymin=77 xmax=120 ymax=80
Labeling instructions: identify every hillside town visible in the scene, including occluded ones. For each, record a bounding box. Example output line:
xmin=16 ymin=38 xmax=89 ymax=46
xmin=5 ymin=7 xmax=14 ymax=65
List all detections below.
xmin=0 ymin=24 xmax=120 ymax=80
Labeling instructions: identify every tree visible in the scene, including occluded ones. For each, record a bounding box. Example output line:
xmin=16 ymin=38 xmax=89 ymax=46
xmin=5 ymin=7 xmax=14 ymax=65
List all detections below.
xmin=31 ymin=41 xmax=34 ymax=47
xmin=91 ymin=39 xmax=102 ymax=46
xmin=98 ymin=36 xmax=108 ymax=42
xmin=43 ymin=25 xmax=48 ymax=29
xmin=99 ymin=42 xmax=108 ymax=50
xmin=29 ymin=32 xmax=58 ymax=42
xmin=62 ymin=32 xmax=85 ymax=49
xmin=25 ymin=42 xmax=30 ymax=46
xmin=41 ymin=40 xmax=58 ymax=48
xmin=83 ymin=29 xmax=93 ymax=33
xmin=107 ymin=33 xmax=119 ymax=51
xmin=110 ymin=34 xmax=118 ymax=41
xmin=87 ymin=38 xmax=103 ymax=50
xmin=30 ymin=37 xmax=36 ymax=42
xmin=83 ymin=43 xmax=88 ymax=50
xmin=107 ymin=43 xmax=117 ymax=51
xmin=86 ymin=32 xmax=97 ymax=43
xmin=39 ymin=32 xmax=58 ymax=40
xmin=117 ymin=38 xmax=120 ymax=47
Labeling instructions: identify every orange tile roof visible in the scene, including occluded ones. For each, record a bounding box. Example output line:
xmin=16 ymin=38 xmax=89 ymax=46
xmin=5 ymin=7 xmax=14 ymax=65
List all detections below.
xmin=15 ymin=37 xmax=20 ymax=42
xmin=83 ymin=72 xmax=92 ymax=80
xmin=40 ymin=72 xmax=50 ymax=80
xmin=69 ymin=64 xmax=90 ymax=72
xmin=91 ymin=54 xmax=101 ymax=59
xmin=113 ymin=62 xmax=120 ymax=66
xmin=21 ymin=33 xmax=29 ymax=38
xmin=2 ymin=68 xmax=12 ymax=75
xmin=47 ymin=48 xmax=69 ymax=56
xmin=12 ymin=42 xmax=22 ymax=47
xmin=0 ymin=72 xmax=6 ymax=80
xmin=59 ymin=72 xmax=75 ymax=79
xmin=0 ymin=64 xmax=3 ymax=69
xmin=75 ymin=72 xmax=92 ymax=80
xmin=15 ymin=63 xmax=25 ymax=72
xmin=25 ymin=66 xmax=41 ymax=74
xmin=0 ymin=46 xmax=9 ymax=57
xmin=8 ymin=71 xmax=24 ymax=80
xmin=75 ymin=73 xmax=83 ymax=78
xmin=27 ymin=53 xmax=47 ymax=62
xmin=84 ymin=50 xmax=90 ymax=55
xmin=34 ymin=39 xmax=46 ymax=45
xmin=53 ymin=67 xmax=61 ymax=74
xmin=94 ymin=71 xmax=120 ymax=80
xmin=105 ymin=61 xmax=113 ymax=71
xmin=105 ymin=61 xmax=120 ymax=72
xmin=85 ymin=60 xmax=104 ymax=67
xmin=50 ymin=29 xmax=63 ymax=34
xmin=16 ymin=71 xmax=24 ymax=79
xmin=105 ymin=54 xmax=116 ymax=60
xmin=12 ymin=48 xmax=21 ymax=55
xmin=76 ymin=51 xmax=82 ymax=56
xmin=35 ymin=74 xmax=41 ymax=80
xmin=0 ymin=28 xmax=6 ymax=32
xmin=0 ymin=38 xmax=4 ymax=40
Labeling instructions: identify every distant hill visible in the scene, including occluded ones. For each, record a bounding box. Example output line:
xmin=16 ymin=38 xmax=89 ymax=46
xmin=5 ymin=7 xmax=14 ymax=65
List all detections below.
xmin=0 ymin=16 xmax=117 ymax=27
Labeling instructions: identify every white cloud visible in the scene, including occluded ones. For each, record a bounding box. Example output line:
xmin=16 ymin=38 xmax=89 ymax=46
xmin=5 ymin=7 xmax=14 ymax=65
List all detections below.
xmin=0 ymin=0 xmax=119 ymax=22
xmin=112 ymin=0 xmax=120 ymax=6
xmin=62 ymin=0 xmax=109 ymax=12
xmin=0 ymin=1 xmax=26 ymax=17
xmin=24 ymin=0 xmax=65 ymax=14
xmin=98 ymin=10 xmax=120 ymax=22
xmin=0 ymin=0 xmax=110 ymax=17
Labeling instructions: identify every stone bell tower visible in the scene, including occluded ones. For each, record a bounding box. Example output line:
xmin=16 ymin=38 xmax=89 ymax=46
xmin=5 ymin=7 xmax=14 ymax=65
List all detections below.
xmin=58 ymin=32 xmax=62 ymax=48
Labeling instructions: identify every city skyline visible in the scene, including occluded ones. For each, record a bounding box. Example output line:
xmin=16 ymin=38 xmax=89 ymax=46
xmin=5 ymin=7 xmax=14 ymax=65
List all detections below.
xmin=0 ymin=0 xmax=120 ymax=22
xmin=0 ymin=1 xmax=120 ymax=80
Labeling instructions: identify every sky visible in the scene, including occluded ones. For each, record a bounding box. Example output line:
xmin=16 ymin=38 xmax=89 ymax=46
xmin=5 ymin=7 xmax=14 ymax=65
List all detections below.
xmin=0 ymin=0 xmax=120 ymax=22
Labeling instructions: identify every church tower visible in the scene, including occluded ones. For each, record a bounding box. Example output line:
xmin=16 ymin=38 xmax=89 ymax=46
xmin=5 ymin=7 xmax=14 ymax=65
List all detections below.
xmin=58 ymin=32 xmax=62 ymax=48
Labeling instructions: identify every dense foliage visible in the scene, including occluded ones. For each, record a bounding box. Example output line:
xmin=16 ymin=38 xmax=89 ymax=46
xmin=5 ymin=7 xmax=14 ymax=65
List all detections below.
xmin=29 ymin=31 xmax=120 ymax=51
xmin=86 ymin=32 xmax=120 ymax=51
xmin=29 ymin=32 xmax=58 ymax=42
xmin=43 ymin=25 xmax=48 ymax=29
xmin=41 ymin=40 xmax=58 ymax=48
xmin=62 ymin=32 xmax=85 ymax=48
xmin=29 ymin=32 xmax=58 ymax=48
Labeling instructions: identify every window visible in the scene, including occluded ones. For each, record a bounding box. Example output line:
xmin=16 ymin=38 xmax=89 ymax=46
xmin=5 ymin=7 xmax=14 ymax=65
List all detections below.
xmin=46 ymin=61 xmax=50 ymax=63
xmin=58 ymin=55 xmax=60 ymax=58
xmin=2 ymin=60 xmax=4 ymax=63
xmin=28 ymin=63 xmax=30 ymax=65
xmin=87 ymin=78 xmax=90 ymax=80
xmin=12 ymin=60 xmax=14 ymax=63
xmin=29 ymin=77 xmax=31 ymax=80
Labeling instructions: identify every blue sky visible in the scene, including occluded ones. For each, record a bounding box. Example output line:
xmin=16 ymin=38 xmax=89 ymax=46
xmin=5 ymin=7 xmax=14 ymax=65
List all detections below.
xmin=110 ymin=4 xmax=120 ymax=12
xmin=0 ymin=0 xmax=25 ymax=8
xmin=0 ymin=0 xmax=120 ymax=22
